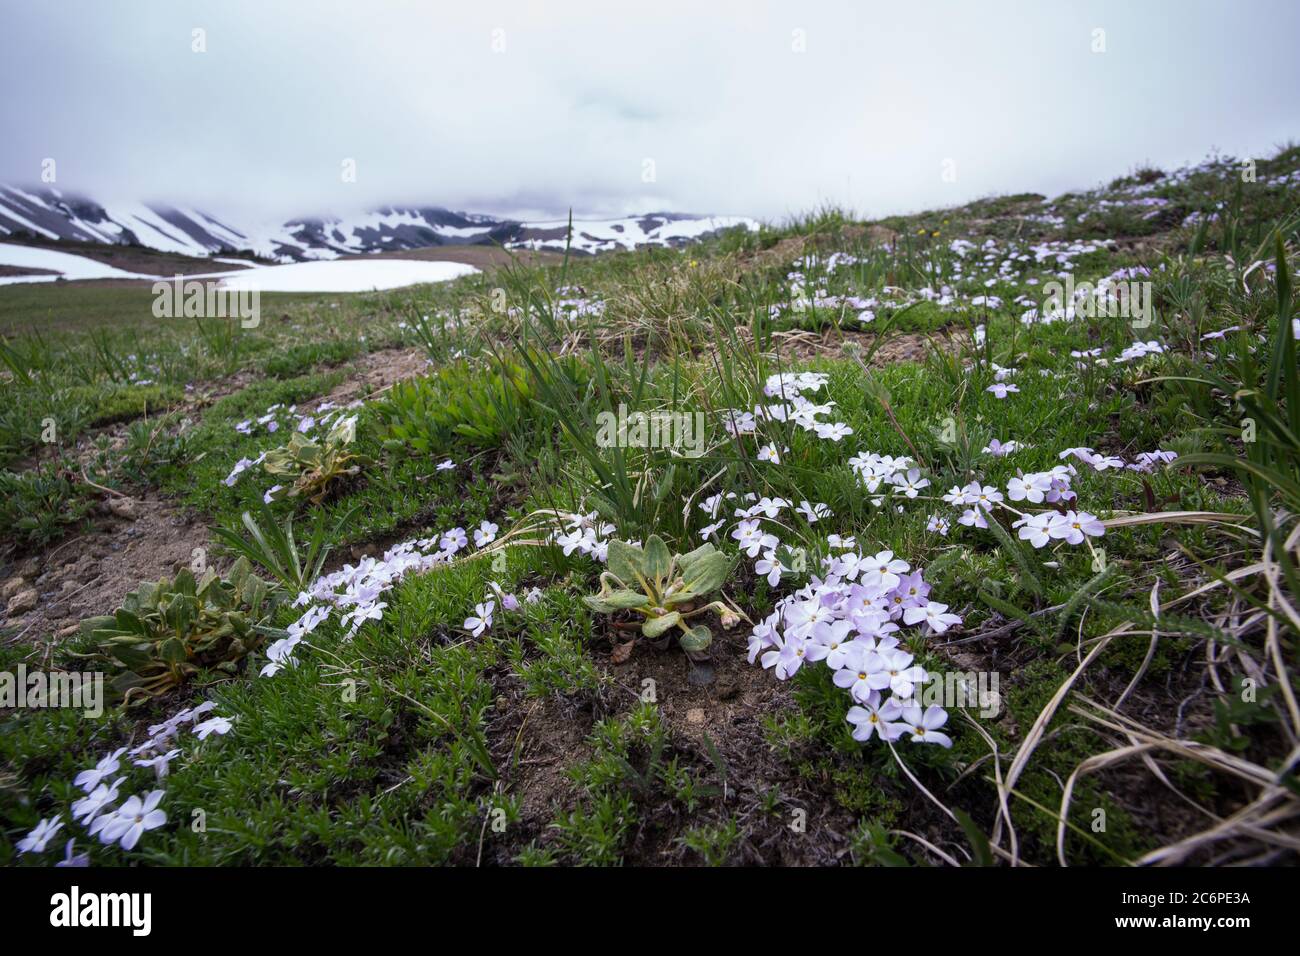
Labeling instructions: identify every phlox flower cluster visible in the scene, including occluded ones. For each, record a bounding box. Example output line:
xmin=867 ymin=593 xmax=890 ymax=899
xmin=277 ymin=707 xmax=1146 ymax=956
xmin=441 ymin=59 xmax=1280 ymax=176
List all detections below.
xmin=267 ymin=518 xmax=506 ymax=676
xmin=927 ymin=438 xmax=1177 ymax=546
xmin=129 ymin=700 xmax=228 ymax=773
xmin=982 ymin=438 xmax=1023 ymax=457
xmin=19 ymin=700 xmax=233 ymax=862
xmin=223 ymin=450 xmax=266 ymax=487
xmin=1065 ymin=340 xmax=1166 ymax=366
xmin=722 ymin=371 xmax=856 ymax=452
xmin=791 ymin=252 xmax=869 ymax=274
xmin=24 ymin=510 xmax=518 ymax=860
xmin=463 ymin=581 xmax=543 ymax=636
xmin=849 ymin=451 xmax=927 ymax=507
xmin=929 ymin=463 xmax=1109 ymax=554
xmin=776 ymin=268 xmax=877 ymax=323
xmin=553 ymin=286 xmax=606 ymax=319
xmin=232 ymin=399 xmax=361 ymax=440
xmin=747 ymin=548 xmax=959 ymax=748
xmin=949 ymin=236 xmax=1110 ymax=303
xmin=223 ymin=405 xmax=365 ymax=491
xmin=973 ymin=428 xmax=1177 ymax=477
xmin=551 ymin=511 xmax=618 ymax=563
xmin=1059 ymin=446 xmax=1178 ymax=474
xmin=696 ymin=490 xmax=835 ymax=587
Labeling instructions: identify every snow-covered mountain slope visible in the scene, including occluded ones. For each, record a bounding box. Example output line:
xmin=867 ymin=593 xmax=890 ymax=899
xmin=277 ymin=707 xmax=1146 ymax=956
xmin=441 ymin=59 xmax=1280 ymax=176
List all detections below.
xmin=510 ymin=214 xmax=757 ymax=254
xmin=0 ymin=186 xmax=758 ymax=263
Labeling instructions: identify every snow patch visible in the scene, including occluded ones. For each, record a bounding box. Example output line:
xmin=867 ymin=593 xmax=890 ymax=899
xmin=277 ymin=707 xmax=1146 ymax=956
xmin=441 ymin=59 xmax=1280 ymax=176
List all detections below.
xmin=0 ymin=244 xmax=159 ymax=285
xmin=210 ymin=258 xmax=479 ymax=292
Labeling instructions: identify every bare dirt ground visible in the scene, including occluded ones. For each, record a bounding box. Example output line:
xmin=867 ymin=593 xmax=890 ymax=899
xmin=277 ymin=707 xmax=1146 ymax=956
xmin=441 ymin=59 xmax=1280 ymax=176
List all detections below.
xmin=0 ymin=264 xmax=60 ymax=278
xmin=1 ymin=344 xmax=437 ymax=650
xmin=1 ymin=491 xmax=210 ymax=649
xmin=482 ymin=617 xmax=868 ymax=865
xmin=319 ymin=346 xmax=431 ymax=404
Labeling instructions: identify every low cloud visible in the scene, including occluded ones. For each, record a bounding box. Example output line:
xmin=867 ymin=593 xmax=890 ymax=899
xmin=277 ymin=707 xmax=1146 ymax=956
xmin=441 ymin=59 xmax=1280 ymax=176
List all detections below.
xmin=2 ymin=0 xmax=1297 ymax=222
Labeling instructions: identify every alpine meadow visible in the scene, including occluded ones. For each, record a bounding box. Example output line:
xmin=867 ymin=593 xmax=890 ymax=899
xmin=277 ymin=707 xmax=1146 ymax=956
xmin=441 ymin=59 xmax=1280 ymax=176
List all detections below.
xmin=1 ymin=1 xmax=1298 ymax=926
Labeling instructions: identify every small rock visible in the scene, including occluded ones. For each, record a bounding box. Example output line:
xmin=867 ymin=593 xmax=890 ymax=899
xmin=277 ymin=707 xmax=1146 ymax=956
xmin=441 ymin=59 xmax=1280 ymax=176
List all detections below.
xmin=108 ymin=497 xmax=137 ymax=520
xmin=60 ymin=579 xmax=80 ymax=593
xmin=1 ymin=576 xmax=27 ymax=600
xmin=17 ymin=558 xmax=40 ymax=577
xmin=686 ymin=707 xmax=706 ymax=725
xmin=6 ymin=588 xmax=39 ymax=615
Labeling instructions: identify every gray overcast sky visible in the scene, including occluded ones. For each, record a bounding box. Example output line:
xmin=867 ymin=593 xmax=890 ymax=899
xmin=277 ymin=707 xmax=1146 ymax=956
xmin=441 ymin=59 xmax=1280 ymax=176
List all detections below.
xmin=2 ymin=0 xmax=1298 ymax=223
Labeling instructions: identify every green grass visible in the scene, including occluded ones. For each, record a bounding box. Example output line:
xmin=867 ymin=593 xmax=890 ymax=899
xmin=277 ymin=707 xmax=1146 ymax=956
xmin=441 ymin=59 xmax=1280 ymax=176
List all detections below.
xmin=2 ymin=144 xmax=1299 ymax=867
xmin=0 ymin=457 xmax=95 ymax=551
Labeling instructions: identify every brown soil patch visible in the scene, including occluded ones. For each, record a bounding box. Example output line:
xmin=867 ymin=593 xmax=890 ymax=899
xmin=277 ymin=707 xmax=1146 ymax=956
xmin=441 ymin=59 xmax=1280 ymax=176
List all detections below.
xmin=172 ymin=342 xmax=427 ymax=417
xmin=0 ymin=265 xmax=59 ymax=279
xmin=486 ymin=690 xmax=594 ymax=834
xmin=745 ymin=235 xmax=808 ymax=272
xmin=1 ymin=492 xmax=212 ymax=648
xmin=607 ymin=628 xmax=785 ymax=743
xmin=318 ymin=346 xmax=431 ymax=405
xmin=2 ymin=345 xmax=434 ymax=647
xmin=481 ymin=618 xmax=870 ymax=866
